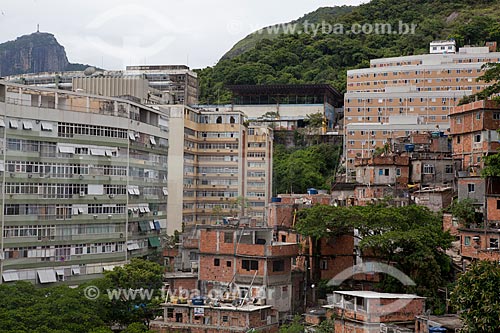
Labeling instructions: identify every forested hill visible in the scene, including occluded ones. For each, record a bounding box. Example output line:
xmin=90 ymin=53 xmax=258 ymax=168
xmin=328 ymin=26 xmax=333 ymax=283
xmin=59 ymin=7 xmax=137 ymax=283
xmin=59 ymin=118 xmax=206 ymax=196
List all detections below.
xmin=196 ymin=0 xmax=500 ymax=104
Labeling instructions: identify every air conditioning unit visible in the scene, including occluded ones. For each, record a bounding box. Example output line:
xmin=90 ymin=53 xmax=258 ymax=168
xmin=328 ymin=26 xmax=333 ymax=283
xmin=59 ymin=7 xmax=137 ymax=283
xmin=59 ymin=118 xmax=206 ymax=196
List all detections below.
xmin=109 ymin=194 xmax=115 ymax=198
xmin=79 ymin=192 xmax=85 ymax=197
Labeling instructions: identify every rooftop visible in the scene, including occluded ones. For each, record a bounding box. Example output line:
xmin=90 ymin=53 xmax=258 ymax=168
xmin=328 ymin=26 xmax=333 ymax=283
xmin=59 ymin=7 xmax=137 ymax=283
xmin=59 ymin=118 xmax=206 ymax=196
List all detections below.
xmin=332 ymin=290 xmax=424 ymax=299
xmin=416 ymin=314 xmax=463 ymax=330
xmin=162 ymin=302 xmax=272 ymax=312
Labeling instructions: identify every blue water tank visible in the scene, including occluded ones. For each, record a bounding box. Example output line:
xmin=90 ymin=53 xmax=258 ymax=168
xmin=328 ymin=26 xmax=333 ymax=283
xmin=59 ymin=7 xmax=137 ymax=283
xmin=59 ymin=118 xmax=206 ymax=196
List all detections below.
xmin=405 ymin=144 xmax=415 ymax=152
xmin=429 ymin=327 xmax=447 ymax=333
xmin=307 ymin=188 xmax=318 ymax=195
xmin=271 ymin=197 xmax=282 ymax=203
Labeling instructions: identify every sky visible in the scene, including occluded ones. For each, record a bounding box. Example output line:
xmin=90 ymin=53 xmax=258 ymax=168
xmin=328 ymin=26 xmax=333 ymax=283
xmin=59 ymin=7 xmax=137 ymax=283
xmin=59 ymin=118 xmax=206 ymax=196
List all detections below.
xmin=0 ymin=0 xmax=366 ymax=70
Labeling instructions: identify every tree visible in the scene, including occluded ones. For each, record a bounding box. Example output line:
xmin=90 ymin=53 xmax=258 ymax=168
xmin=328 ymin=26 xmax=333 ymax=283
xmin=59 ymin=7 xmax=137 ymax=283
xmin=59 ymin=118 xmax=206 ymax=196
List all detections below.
xmin=451 ymin=260 xmax=500 ymax=332
xmin=0 ymin=281 xmax=106 ymax=333
xmin=97 ymin=258 xmax=164 ymax=327
xmin=459 ymin=63 xmax=500 ymax=105
xmin=448 ymin=198 xmax=477 ymax=227
xmin=278 ymin=315 xmax=304 ymax=333
xmin=482 ymin=150 xmax=500 ymax=177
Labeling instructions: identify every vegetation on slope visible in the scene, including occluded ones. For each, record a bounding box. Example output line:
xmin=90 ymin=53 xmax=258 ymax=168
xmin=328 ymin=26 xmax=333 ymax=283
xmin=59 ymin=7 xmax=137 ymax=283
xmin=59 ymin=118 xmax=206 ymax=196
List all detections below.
xmin=196 ymin=0 xmax=500 ymax=104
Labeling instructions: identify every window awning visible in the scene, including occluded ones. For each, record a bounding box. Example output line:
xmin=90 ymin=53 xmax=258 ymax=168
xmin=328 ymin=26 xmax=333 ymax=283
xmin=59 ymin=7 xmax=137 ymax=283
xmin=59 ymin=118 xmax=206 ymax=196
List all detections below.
xmin=127 ymin=243 xmax=140 ymax=251
xmin=58 ymin=145 xmax=75 ymax=154
xmin=127 ymin=188 xmax=135 ymax=195
xmin=148 ymin=236 xmax=161 ymax=247
xmin=55 ymin=269 xmax=65 ymax=276
xmin=128 ymin=132 xmax=136 ymax=141
xmin=133 ymin=188 xmax=140 ymax=195
xmin=139 ymin=221 xmax=150 ymax=231
xmin=162 ymin=187 xmax=168 ymax=196
xmin=2 ymin=271 xmax=19 ymax=282
xmin=72 ymin=267 xmax=80 ymax=275
xmin=150 ymin=136 xmax=157 ymax=145
xmin=103 ymin=265 xmax=115 ymax=272
xmin=0 ymin=119 xmax=5 ymax=127
xmin=37 ymin=269 xmax=57 ymax=283
xmin=90 ymin=148 xmax=106 ymax=156
xmin=149 ymin=221 xmax=155 ymax=230
xmin=154 ymin=221 xmax=161 ymax=230
xmin=0 ymin=161 xmax=4 ymax=172
xmin=144 ymin=206 xmax=151 ymax=213
xmin=105 ymin=150 xmax=113 ymax=157
xmin=139 ymin=207 xmax=146 ymax=213
xmin=23 ymin=121 xmax=33 ymax=130
xmin=9 ymin=120 xmax=18 ymax=129
xmin=41 ymin=122 xmax=53 ymax=131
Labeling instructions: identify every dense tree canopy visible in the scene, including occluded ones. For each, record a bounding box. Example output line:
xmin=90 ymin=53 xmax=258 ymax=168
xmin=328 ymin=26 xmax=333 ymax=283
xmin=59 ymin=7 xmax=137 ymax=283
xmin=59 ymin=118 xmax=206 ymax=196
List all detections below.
xmin=273 ymin=143 xmax=341 ymax=195
xmin=0 ymin=259 xmax=163 ymax=333
xmin=451 ymin=260 xmax=500 ymax=332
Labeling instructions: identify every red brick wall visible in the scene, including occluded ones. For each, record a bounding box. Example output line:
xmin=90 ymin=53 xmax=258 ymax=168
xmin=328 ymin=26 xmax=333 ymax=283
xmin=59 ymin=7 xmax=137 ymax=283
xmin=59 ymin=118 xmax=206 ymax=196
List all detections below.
xmin=443 ymin=213 xmax=459 ymax=236
xmin=487 ymin=196 xmax=500 ymax=221
xmin=199 ymin=254 xmax=235 ymax=283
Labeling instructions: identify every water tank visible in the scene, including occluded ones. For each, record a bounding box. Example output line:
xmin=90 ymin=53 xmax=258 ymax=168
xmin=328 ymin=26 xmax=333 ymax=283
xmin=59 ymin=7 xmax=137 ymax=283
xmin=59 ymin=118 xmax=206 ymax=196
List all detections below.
xmin=404 ymin=144 xmax=415 ymax=152
xmin=271 ymin=197 xmax=282 ymax=203
xmin=307 ymin=188 xmax=318 ymax=195
xmin=429 ymin=327 xmax=447 ymax=333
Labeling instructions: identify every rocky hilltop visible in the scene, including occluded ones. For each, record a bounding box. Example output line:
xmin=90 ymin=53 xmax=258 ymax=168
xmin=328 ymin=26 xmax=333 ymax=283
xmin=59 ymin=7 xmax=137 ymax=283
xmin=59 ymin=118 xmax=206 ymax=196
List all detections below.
xmin=0 ymin=32 xmax=90 ymax=76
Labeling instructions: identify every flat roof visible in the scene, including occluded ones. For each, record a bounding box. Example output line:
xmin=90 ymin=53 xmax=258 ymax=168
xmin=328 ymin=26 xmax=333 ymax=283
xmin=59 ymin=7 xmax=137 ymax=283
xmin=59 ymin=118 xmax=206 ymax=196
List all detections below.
xmin=333 ymin=290 xmax=424 ymax=299
xmin=227 ymin=84 xmax=342 ymax=100
xmin=416 ymin=315 xmax=463 ymax=329
xmin=162 ymin=302 xmax=272 ymax=312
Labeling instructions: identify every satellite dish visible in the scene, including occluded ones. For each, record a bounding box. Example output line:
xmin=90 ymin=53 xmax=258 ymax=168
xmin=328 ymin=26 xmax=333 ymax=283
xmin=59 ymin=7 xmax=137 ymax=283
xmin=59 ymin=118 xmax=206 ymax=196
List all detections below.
xmin=83 ymin=67 xmax=96 ymax=76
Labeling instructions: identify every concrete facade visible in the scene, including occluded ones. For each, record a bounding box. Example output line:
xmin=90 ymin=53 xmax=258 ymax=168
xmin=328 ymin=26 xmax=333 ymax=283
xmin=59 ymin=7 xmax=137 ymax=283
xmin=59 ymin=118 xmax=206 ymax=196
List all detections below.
xmin=0 ymin=81 xmax=168 ymax=284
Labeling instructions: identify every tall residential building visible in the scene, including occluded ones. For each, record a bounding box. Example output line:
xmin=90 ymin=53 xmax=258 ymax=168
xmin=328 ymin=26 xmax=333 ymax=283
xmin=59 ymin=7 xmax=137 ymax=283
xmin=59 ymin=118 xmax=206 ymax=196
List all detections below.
xmin=0 ymin=81 xmax=169 ymax=284
xmin=125 ymin=65 xmax=199 ymax=105
xmin=167 ymin=106 xmax=273 ymax=230
xmin=344 ymin=42 xmax=500 ymax=179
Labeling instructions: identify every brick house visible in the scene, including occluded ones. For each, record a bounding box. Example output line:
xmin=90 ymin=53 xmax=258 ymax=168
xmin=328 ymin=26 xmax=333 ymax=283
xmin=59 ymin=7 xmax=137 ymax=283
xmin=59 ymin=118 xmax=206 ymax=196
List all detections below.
xmin=151 ymin=303 xmax=278 ymax=333
xmin=197 ymin=224 xmax=299 ymax=320
xmin=323 ymin=291 xmax=425 ymax=333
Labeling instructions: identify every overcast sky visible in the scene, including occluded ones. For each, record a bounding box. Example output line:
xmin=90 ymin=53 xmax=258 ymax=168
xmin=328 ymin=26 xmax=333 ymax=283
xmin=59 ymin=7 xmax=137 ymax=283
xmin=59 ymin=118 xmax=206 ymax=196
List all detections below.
xmin=0 ymin=0 xmax=366 ymax=70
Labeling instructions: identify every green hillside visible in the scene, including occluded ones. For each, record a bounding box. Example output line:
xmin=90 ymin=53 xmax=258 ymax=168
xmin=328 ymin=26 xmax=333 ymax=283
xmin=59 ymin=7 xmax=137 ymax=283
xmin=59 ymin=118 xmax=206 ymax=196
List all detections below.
xmin=197 ymin=0 xmax=500 ymax=104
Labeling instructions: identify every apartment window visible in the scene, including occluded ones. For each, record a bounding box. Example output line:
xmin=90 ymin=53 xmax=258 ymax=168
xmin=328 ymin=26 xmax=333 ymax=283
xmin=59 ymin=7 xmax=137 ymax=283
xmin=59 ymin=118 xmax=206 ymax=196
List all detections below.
xmin=273 ymin=260 xmax=285 ymax=272
xmin=457 ymin=136 xmax=461 ymax=144
xmin=474 ymin=134 xmax=481 ymax=143
xmin=493 ymin=112 xmax=500 ymax=120
xmin=445 ymin=165 xmax=453 ymax=174
xmin=242 ymin=260 xmax=259 ymax=271
xmin=497 ymin=199 xmax=500 ymax=210
xmin=378 ymin=169 xmax=389 ymax=176
xmin=464 ymin=236 xmax=471 ymax=246
xmin=214 ymin=258 xmax=220 ymax=266
xmin=227 ymin=260 xmax=232 ymax=267
xmin=320 ymin=260 xmax=328 ymax=270
xmin=476 ymin=112 xmax=481 ymax=120
xmin=396 ymin=168 xmax=401 ymax=176
xmin=167 ymin=308 xmax=174 ymax=318
xmin=175 ymin=313 xmax=183 ymax=323
xmin=224 ymin=232 xmax=233 ymax=243
xmin=468 ymin=184 xmax=475 ymax=193
xmin=490 ymin=238 xmax=499 ymax=249
xmin=222 ymin=316 xmax=228 ymax=323
xmin=423 ymin=164 xmax=435 ymax=174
